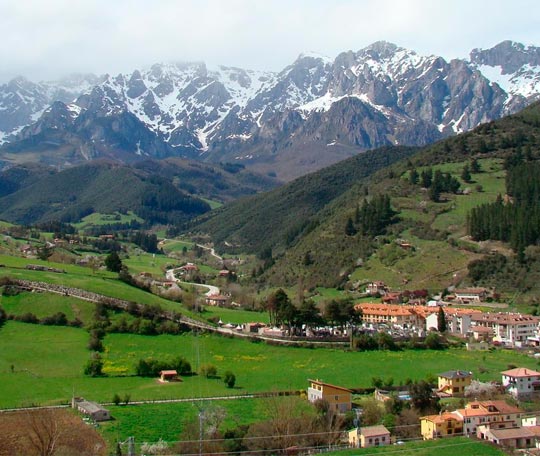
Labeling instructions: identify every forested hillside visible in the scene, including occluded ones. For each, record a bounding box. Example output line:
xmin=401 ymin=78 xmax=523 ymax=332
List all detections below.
xmin=189 ymin=102 xmax=540 ymax=295
xmin=187 ymin=145 xmax=419 ymax=255
xmin=0 ymin=161 xmax=210 ymax=226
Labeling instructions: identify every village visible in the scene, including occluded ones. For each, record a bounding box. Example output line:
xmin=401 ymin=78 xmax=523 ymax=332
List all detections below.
xmin=306 ymin=366 xmax=540 ymax=450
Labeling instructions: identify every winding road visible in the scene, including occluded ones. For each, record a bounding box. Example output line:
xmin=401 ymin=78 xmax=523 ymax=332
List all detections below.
xmin=165 ymin=268 xmax=220 ymax=297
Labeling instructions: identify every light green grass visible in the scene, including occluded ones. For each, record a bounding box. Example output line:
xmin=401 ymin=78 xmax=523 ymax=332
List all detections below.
xmin=160 ymin=239 xmax=194 ymax=254
xmin=122 ymin=251 xmax=173 ymax=277
xmin=1 ymin=291 xmax=95 ymax=323
xmin=201 ymin=198 xmax=223 ymax=210
xmin=73 ymin=212 xmax=143 ymax=230
xmin=201 ymin=306 xmax=269 ymax=325
xmin=0 ymin=320 xmax=538 ymax=408
xmin=99 ymin=397 xmax=274 ymax=446
xmin=0 ymin=254 xmax=192 ymax=313
xmin=324 ymin=437 xmax=505 ymax=456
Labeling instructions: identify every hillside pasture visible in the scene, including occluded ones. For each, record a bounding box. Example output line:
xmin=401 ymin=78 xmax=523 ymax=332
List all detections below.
xmin=1 ymin=290 xmax=95 ymax=324
xmin=1 ymin=319 xmax=538 ymax=408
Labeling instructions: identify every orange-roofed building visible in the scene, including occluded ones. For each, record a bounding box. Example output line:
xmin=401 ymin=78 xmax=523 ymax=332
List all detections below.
xmin=356 ymin=303 xmax=477 ymax=332
xmin=420 ymin=412 xmax=463 ymax=440
xmin=502 ymin=367 xmax=540 ymax=399
xmin=454 ymin=400 xmax=523 ymax=436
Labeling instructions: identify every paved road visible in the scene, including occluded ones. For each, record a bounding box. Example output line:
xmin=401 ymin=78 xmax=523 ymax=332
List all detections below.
xmin=196 ymin=244 xmax=222 ymax=261
xmin=165 ymin=267 xmax=220 ymax=297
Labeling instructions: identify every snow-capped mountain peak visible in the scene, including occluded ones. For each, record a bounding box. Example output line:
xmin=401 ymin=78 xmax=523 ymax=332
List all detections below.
xmin=3 ymin=40 xmax=540 ymax=180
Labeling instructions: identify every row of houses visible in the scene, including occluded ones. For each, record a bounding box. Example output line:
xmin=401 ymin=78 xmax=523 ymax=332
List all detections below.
xmin=308 ymin=366 xmax=540 ymax=450
xmin=421 ymin=400 xmax=523 ymax=440
xmin=356 ymin=302 xmax=540 ymax=346
xmin=365 ymin=282 xmax=493 ymax=305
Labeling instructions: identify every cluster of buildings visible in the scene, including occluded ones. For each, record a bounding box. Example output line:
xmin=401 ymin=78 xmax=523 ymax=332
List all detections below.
xmin=308 ymin=366 xmax=540 ymax=450
xmin=355 ymin=301 xmax=540 ymax=347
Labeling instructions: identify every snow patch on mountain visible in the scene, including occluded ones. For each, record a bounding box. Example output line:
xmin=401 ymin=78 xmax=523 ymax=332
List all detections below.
xmin=477 ymin=63 xmax=540 ymax=98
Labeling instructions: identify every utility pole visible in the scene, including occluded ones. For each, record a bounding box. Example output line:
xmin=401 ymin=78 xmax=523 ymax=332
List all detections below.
xmin=127 ymin=436 xmax=135 ymax=456
xmin=199 ymin=410 xmax=204 ymax=456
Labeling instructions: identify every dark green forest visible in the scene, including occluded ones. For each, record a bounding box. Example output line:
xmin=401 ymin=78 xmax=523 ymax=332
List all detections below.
xmin=467 ymin=161 xmax=540 ymax=258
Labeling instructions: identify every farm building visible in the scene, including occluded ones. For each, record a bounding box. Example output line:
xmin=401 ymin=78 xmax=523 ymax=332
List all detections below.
xmin=74 ymin=399 xmax=110 ymax=422
xmin=159 ymin=370 xmax=179 ymax=382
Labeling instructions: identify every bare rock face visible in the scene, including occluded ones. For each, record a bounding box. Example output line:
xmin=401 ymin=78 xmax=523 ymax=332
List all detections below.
xmin=2 ymin=41 xmax=540 ymax=178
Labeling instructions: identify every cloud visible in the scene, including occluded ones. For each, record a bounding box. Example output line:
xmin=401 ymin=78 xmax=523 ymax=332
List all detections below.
xmin=0 ymin=0 xmax=539 ymax=82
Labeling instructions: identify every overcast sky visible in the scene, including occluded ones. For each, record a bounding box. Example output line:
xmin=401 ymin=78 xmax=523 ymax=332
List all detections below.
xmin=1 ymin=0 xmax=540 ymax=83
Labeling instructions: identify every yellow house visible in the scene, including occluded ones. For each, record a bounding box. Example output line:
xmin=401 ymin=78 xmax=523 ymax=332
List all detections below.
xmin=437 ymin=370 xmax=473 ymax=396
xmin=420 ymin=412 xmax=463 ymax=440
xmin=307 ymin=379 xmax=352 ymax=413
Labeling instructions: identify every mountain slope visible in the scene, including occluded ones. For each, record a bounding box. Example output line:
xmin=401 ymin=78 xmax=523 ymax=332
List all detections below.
xmin=0 ymin=74 xmax=104 ymax=144
xmin=0 ymin=161 xmax=209 ymax=225
xmin=187 ymin=145 xmax=418 ymax=255
xmin=189 ymin=101 xmax=540 ymax=288
xmin=2 ymin=41 xmax=540 ymax=179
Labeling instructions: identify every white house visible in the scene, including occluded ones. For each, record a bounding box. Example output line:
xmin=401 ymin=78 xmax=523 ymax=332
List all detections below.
xmin=349 ymin=425 xmax=391 ymax=448
xmin=501 ymin=367 xmax=540 ymax=399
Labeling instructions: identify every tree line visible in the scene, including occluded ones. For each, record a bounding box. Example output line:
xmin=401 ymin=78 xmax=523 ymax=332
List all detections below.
xmin=467 ymin=160 xmax=540 ymax=259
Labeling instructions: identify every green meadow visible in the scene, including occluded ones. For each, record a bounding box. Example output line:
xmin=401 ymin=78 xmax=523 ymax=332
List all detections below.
xmin=325 ymin=437 xmax=506 ymax=456
xmin=0 ymin=319 xmax=538 ymax=409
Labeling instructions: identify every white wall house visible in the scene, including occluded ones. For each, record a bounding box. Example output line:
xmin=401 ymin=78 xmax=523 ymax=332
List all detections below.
xmin=501 ymin=367 xmax=540 ymax=399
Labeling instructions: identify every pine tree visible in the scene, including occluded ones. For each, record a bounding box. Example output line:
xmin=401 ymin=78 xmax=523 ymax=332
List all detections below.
xmin=461 ymin=164 xmax=472 ymax=183
xmin=470 ymin=158 xmax=481 ymax=173
xmin=437 ymin=306 xmax=447 ymax=332
xmin=345 ymin=217 xmax=357 ymax=236
xmin=409 ymin=168 xmax=419 ymax=185
xmin=105 ymin=251 xmax=123 ymax=272
xmin=421 ymin=168 xmax=433 ymax=188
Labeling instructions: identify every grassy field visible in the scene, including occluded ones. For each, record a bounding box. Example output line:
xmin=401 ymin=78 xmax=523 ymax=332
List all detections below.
xmin=121 ymin=250 xmax=175 ymax=277
xmin=0 ymin=254 xmax=188 ymax=311
xmin=1 ymin=290 xmax=95 ymax=323
xmin=325 ymin=437 xmax=505 ymax=456
xmin=100 ymin=397 xmax=274 ymax=447
xmin=201 ymin=306 xmax=269 ymax=325
xmin=72 ymin=212 xmax=143 ymax=231
xmin=159 ymin=239 xmax=194 ymax=254
xmin=1 ymin=318 xmax=538 ymax=408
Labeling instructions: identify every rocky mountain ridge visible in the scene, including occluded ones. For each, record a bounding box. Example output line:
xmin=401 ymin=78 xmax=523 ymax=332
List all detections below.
xmin=2 ymin=40 xmax=540 ymax=179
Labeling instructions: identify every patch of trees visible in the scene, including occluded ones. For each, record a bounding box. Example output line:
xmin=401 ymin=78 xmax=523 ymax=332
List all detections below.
xmin=33 ymin=220 xmax=76 ymax=236
xmin=135 ymin=356 xmax=192 ymax=377
xmin=90 ymin=300 xmax=187 ymax=337
xmin=350 ymin=194 xmax=396 ymax=236
xmin=105 ymin=251 xmax=123 ymax=272
xmin=88 ymin=237 xmax=121 ymax=252
xmin=84 ymin=220 xmax=142 ymax=235
xmin=127 ymin=231 xmax=159 ymax=253
xmin=466 ymin=247 xmax=540 ymax=297
xmin=467 ymin=161 xmax=540 ymax=258
xmin=417 ymin=168 xmax=461 ymax=202
xmin=354 ymin=332 xmax=448 ymax=351
xmin=9 ymin=311 xmax=82 ymax=328
xmin=264 ymin=289 xmax=359 ymax=334
xmin=0 ymin=305 xmax=6 ymax=328
xmin=176 ymin=396 xmax=344 ymax=455
xmin=221 ymin=162 xmax=245 ymax=174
